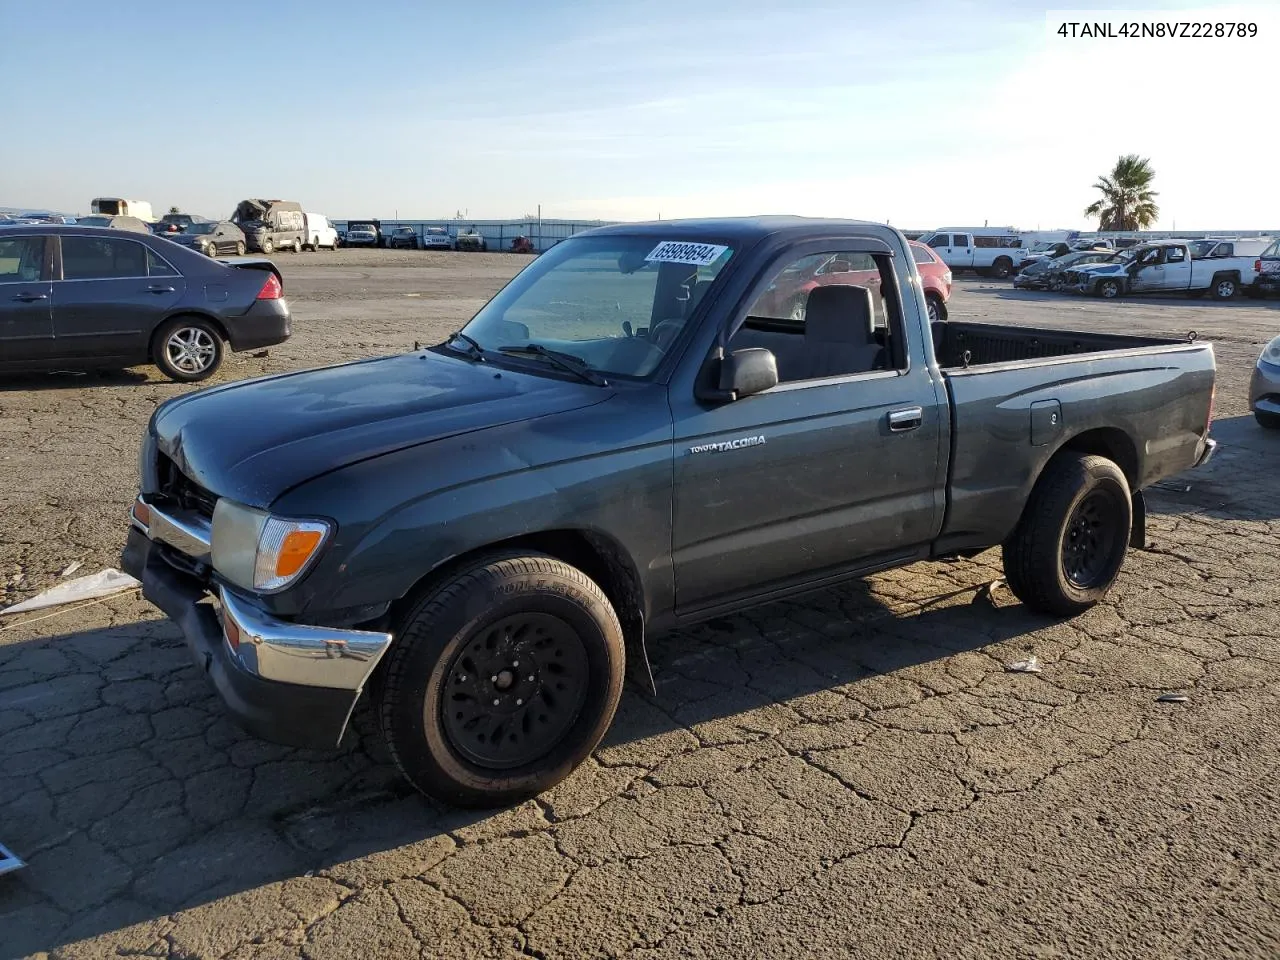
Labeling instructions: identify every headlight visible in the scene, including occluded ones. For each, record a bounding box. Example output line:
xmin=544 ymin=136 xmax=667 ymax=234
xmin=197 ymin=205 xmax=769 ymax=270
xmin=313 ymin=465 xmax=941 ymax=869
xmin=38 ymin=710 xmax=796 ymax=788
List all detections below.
xmin=211 ymin=499 xmax=332 ymax=592
xmin=1262 ymin=335 xmax=1280 ymax=366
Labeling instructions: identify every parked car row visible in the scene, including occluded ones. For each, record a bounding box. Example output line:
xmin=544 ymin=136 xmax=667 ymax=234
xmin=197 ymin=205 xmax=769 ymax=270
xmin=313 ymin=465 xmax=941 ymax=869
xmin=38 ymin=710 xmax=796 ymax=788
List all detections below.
xmin=337 ymin=221 xmax=495 ymax=251
xmin=1009 ymin=237 xmax=1277 ymax=301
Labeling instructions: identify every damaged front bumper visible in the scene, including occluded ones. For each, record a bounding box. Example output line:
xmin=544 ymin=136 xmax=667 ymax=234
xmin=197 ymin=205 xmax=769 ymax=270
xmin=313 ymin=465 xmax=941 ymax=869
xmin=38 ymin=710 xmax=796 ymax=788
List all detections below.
xmin=122 ymin=497 xmax=391 ymax=749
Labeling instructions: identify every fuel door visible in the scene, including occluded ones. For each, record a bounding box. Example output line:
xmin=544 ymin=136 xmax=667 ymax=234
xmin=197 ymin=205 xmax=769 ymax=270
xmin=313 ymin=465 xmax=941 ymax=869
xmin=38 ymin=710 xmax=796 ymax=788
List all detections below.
xmin=1030 ymin=399 xmax=1063 ymax=447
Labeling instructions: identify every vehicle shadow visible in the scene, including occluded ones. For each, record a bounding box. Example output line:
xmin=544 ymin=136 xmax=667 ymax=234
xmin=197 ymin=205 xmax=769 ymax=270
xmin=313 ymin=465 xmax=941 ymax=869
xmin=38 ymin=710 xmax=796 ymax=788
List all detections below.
xmin=0 ymin=569 xmax=1049 ymax=955
xmin=0 ymin=368 xmax=151 ymax=392
xmin=1145 ymin=413 xmax=1280 ymax=522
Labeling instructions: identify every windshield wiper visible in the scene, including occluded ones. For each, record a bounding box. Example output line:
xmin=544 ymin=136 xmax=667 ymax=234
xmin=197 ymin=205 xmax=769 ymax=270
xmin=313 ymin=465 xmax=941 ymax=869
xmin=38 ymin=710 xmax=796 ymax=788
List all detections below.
xmin=443 ymin=330 xmax=485 ymax=362
xmin=497 ymin=343 xmax=609 ymax=386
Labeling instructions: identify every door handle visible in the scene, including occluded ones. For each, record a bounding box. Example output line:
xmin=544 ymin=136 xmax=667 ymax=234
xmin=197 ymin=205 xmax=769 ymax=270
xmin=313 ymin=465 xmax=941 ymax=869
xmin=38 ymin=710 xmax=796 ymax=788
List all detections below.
xmin=146 ymin=285 xmax=175 ymax=294
xmin=12 ymin=292 xmax=48 ymax=302
xmin=888 ymin=407 xmax=924 ymax=432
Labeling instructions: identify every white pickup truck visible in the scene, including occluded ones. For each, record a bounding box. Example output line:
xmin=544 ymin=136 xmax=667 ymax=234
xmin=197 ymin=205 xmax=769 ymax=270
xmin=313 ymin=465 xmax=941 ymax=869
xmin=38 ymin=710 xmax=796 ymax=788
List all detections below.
xmin=1064 ymin=240 xmax=1258 ymax=300
xmin=917 ymin=230 xmax=1028 ymax=279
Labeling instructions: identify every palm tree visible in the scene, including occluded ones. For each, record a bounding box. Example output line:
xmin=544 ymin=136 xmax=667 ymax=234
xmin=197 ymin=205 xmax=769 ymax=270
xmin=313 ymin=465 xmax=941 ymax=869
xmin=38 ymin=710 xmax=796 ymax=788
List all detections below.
xmin=1084 ymin=155 xmax=1159 ymax=231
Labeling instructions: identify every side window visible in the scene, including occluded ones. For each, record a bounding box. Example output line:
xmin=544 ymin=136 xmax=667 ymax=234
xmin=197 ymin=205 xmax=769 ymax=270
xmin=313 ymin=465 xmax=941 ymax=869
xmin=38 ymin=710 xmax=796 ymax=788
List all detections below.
xmin=910 ymin=245 xmax=935 ymax=265
xmin=1220 ymin=243 xmax=1233 ymax=257
xmin=61 ymin=237 xmax=148 ymax=280
xmin=0 ymin=236 xmax=46 ymax=282
xmin=1166 ymin=247 xmax=1186 ymax=263
xmin=730 ymin=249 xmax=904 ymax=384
xmin=973 ymin=236 xmax=997 ymax=248
xmin=148 ymin=249 xmax=180 ymax=277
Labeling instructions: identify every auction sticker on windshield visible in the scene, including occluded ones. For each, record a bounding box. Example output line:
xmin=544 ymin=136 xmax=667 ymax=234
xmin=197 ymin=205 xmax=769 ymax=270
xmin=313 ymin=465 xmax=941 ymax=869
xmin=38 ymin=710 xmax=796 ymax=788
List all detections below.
xmin=645 ymin=241 xmax=729 ymax=266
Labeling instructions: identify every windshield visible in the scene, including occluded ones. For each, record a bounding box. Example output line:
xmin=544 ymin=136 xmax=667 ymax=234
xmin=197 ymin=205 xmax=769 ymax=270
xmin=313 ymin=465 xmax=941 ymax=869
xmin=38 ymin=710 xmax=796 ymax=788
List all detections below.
xmin=350 ymin=223 xmax=374 ymax=232
xmin=1263 ymin=240 xmax=1280 ymax=258
xmin=76 ymin=216 xmax=111 ymax=226
xmin=1029 ymin=241 xmax=1058 ymax=252
xmin=184 ymin=222 xmax=216 ymax=235
xmin=457 ymin=235 xmax=734 ymax=379
xmin=426 ymin=228 xmax=446 ymax=235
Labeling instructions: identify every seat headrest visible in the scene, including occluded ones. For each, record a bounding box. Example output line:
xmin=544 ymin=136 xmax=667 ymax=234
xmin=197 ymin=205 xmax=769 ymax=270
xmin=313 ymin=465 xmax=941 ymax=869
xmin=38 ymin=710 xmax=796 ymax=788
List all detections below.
xmin=804 ymin=285 xmax=874 ymax=342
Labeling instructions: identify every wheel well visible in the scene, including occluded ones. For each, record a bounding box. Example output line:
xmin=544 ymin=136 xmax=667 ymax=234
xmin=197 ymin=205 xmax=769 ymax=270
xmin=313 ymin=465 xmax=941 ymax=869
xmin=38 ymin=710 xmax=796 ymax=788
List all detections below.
xmin=1059 ymin=427 xmax=1139 ymax=488
xmin=391 ymin=529 xmax=647 ymax=661
xmin=148 ymin=312 xmax=230 ymax=358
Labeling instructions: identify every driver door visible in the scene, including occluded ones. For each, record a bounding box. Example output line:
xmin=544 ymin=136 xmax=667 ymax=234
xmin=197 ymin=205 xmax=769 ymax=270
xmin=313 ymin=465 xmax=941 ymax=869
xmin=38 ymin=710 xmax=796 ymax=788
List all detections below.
xmin=1129 ymin=249 xmax=1165 ymax=292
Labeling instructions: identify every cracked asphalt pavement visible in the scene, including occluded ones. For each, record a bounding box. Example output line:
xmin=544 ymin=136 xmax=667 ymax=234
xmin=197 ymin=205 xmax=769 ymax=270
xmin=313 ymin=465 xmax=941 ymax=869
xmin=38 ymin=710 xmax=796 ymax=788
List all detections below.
xmin=2 ymin=253 xmax=1279 ymax=958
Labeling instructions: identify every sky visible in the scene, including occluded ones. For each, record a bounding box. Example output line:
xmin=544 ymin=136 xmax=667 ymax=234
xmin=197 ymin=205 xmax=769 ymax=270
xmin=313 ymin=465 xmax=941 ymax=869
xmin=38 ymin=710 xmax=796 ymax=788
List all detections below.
xmin=2 ymin=0 xmax=1275 ymax=230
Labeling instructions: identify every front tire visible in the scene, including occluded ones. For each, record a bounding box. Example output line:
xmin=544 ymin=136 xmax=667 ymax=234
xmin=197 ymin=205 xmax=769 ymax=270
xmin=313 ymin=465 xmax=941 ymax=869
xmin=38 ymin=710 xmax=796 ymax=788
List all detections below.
xmin=1096 ymin=279 xmax=1121 ymax=299
xmin=235 ymin=241 xmax=245 ymax=256
xmin=925 ymin=292 xmax=946 ymax=322
xmin=260 ymin=237 xmax=274 ymax=254
xmin=153 ymin=316 xmax=224 ymax=382
xmin=1256 ymin=410 xmax=1280 ymax=430
xmin=1002 ymin=453 xmax=1132 ymax=616
xmin=378 ymin=552 xmax=625 ymax=808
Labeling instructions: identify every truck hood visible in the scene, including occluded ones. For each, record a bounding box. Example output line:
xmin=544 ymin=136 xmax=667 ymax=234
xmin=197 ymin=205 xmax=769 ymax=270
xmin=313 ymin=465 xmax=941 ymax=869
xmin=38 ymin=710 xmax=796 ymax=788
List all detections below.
xmin=150 ymin=350 xmax=611 ymax=507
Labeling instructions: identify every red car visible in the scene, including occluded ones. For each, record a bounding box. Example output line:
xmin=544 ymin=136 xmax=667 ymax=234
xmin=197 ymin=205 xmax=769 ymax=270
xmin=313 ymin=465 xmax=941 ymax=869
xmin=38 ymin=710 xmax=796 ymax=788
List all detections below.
xmin=909 ymin=240 xmax=952 ymax=321
xmin=753 ymin=252 xmax=881 ymax=320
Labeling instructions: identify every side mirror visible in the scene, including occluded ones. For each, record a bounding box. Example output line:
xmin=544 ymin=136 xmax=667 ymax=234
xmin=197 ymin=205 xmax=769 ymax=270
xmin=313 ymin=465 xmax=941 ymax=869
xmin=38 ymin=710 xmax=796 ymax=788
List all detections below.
xmin=722 ymin=347 xmax=778 ymax=399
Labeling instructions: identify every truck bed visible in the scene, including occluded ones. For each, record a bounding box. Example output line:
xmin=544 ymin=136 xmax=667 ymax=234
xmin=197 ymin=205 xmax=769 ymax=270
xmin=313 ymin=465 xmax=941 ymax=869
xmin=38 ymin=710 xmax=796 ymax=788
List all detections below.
xmin=931 ymin=320 xmax=1185 ymax=369
xmin=929 ymin=320 xmax=1215 ymax=556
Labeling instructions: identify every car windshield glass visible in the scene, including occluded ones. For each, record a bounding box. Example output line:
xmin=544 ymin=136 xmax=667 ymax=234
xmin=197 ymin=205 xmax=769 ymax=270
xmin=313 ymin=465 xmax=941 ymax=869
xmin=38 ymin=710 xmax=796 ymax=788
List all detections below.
xmin=458 ymin=235 xmax=734 ymax=379
xmin=1263 ymin=240 xmax=1280 ymax=258
xmin=184 ymin=223 xmax=216 ymax=235
xmin=350 ymin=223 xmax=374 ymax=231
xmin=427 ymin=228 xmax=446 ymax=235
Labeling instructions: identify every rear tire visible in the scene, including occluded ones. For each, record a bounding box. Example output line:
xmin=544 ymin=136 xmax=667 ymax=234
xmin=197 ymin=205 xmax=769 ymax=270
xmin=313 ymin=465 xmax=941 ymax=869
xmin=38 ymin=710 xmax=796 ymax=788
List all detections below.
xmin=1256 ymin=411 xmax=1280 ymax=430
xmin=293 ymin=238 xmax=302 ymax=254
xmin=1002 ymin=453 xmax=1132 ymax=616
xmin=1211 ymin=275 xmax=1237 ymax=300
xmin=152 ymin=316 xmax=224 ymax=383
xmin=378 ymin=552 xmax=625 ymax=808
xmin=991 ymin=257 xmax=1013 ymax=279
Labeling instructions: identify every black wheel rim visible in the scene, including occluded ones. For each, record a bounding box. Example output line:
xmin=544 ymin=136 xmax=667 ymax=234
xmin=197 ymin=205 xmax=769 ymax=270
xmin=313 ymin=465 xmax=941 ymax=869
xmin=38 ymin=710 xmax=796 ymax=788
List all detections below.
xmin=440 ymin=612 xmax=590 ymax=770
xmin=1061 ymin=488 xmax=1124 ymax=588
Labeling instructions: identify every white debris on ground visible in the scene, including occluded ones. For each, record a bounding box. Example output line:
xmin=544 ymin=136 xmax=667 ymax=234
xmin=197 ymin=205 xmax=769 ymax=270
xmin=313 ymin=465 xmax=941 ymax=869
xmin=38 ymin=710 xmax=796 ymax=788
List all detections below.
xmin=0 ymin=568 xmax=140 ymax=616
xmin=1006 ymin=655 xmax=1043 ymax=674
xmin=0 ymin=841 xmax=25 ymax=876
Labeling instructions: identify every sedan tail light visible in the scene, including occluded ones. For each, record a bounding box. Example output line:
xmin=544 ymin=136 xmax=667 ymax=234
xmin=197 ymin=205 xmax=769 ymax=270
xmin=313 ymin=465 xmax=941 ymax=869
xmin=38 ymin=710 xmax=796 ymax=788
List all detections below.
xmin=1256 ymin=259 xmax=1263 ymax=272
xmin=257 ymin=273 xmax=283 ymax=300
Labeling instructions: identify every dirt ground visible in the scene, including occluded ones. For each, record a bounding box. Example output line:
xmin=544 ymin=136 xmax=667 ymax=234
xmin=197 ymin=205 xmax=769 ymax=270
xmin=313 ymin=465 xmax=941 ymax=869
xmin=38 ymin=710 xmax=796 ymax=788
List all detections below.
xmin=1 ymin=250 xmax=1279 ymax=959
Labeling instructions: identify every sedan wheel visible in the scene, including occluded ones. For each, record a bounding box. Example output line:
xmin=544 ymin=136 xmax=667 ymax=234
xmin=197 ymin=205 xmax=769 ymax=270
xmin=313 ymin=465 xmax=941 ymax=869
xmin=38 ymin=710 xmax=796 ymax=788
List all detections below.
xmin=1098 ymin=279 xmax=1121 ymax=299
xmin=154 ymin=318 xmax=224 ymax=382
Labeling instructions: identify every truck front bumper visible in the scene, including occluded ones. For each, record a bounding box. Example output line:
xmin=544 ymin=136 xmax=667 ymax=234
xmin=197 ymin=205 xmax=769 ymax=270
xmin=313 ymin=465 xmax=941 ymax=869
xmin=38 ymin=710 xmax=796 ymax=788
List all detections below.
xmin=121 ymin=499 xmax=392 ymax=749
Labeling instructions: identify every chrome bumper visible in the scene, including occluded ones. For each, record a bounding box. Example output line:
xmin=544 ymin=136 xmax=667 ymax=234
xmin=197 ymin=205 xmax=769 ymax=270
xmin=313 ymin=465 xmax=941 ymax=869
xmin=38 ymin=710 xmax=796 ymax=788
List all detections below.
xmin=130 ymin=496 xmax=391 ymax=693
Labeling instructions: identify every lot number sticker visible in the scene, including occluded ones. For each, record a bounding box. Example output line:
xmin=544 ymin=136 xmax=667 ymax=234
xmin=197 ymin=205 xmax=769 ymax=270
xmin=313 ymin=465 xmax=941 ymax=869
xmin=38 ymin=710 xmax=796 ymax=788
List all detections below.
xmin=645 ymin=241 xmax=729 ymax=266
